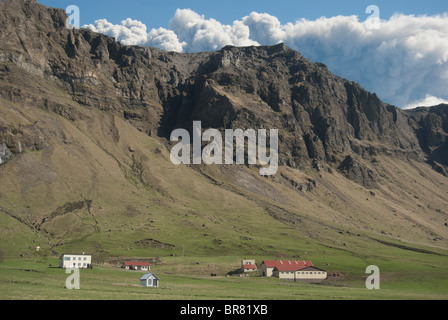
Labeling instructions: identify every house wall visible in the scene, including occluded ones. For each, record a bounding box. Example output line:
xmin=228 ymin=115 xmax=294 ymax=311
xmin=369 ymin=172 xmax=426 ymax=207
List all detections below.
xmin=274 ymin=271 xmax=296 ymax=280
xmin=274 ymin=270 xmax=327 ymax=280
xmin=125 ymin=264 xmax=150 ymax=271
xmin=141 ymin=275 xmax=159 ymax=287
xmin=295 ymin=270 xmax=327 ymax=280
xmin=60 ymin=255 xmax=92 ymax=268
xmin=259 ymin=265 xmax=274 ymax=277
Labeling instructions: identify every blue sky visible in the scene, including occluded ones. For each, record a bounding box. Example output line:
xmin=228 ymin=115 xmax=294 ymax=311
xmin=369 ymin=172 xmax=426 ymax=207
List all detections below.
xmin=40 ymin=0 xmax=447 ymax=29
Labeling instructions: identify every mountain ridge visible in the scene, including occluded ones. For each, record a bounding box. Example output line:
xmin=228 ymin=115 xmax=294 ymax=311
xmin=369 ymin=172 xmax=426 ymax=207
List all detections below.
xmin=0 ymin=0 xmax=447 ymax=261
xmin=1 ymin=0 xmax=446 ymax=178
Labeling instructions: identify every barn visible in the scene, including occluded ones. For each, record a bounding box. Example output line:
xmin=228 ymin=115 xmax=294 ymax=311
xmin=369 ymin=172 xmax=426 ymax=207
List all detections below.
xmin=260 ymin=260 xmax=313 ymax=277
xmin=273 ymin=265 xmax=327 ymax=281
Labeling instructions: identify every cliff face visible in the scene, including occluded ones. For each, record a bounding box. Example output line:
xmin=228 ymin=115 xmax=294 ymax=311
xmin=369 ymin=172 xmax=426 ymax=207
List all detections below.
xmin=405 ymin=105 xmax=448 ymax=175
xmin=1 ymin=0 xmax=448 ymax=259
xmin=1 ymin=0 xmax=447 ymax=181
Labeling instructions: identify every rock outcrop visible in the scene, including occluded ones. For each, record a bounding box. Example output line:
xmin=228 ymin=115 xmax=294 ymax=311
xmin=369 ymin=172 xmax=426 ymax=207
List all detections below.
xmin=0 ymin=0 xmax=447 ymax=183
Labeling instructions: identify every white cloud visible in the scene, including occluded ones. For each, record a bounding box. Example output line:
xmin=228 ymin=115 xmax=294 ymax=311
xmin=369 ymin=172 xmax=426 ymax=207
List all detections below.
xmin=242 ymin=12 xmax=285 ymax=45
xmin=282 ymin=13 xmax=448 ymax=108
xmin=403 ymin=95 xmax=448 ymax=110
xmin=84 ymin=19 xmax=186 ymax=52
xmin=146 ymin=27 xmax=186 ymax=52
xmin=83 ymin=10 xmax=448 ymax=108
xmin=84 ymin=18 xmax=148 ymax=46
xmin=168 ymin=9 xmax=259 ymax=52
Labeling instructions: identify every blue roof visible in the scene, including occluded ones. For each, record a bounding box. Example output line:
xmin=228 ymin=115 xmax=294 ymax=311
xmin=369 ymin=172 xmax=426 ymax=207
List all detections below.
xmin=140 ymin=273 xmax=159 ymax=280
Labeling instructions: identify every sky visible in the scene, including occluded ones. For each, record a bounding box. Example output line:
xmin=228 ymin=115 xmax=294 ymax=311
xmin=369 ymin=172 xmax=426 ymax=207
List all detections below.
xmin=39 ymin=0 xmax=448 ymax=29
xmin=38 ymin=0 xmax=448 ymax=109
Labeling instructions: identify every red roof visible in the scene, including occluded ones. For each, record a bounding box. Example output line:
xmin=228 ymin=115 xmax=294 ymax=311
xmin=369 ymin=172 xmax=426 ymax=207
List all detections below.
xmin=243 ymin=264 xmax=257 ymax=269
xmin=274 ymin=265 xmax=306 ymax=272
xmin=124 ymin=261 xmax=151 ymax=267
xmin=262 ymin=260 xmax=313 ymax=270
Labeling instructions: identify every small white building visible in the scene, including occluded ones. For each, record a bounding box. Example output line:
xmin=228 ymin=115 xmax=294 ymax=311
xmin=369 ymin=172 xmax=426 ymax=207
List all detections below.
xmin=140 ymin=273 xmax=160 ymax=288
xmin=240 ymin=259 xmax=257 ymax=273
xmin=59 ymin=253 xmax=92 ymax=269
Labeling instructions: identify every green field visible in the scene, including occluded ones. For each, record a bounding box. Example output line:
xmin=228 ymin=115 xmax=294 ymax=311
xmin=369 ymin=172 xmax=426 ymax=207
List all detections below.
xmin=1 ymin=250 xmax=447 ymax=300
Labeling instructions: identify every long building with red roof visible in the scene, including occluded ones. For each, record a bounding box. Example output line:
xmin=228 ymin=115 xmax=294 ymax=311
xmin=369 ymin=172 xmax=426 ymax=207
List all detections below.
xmin=122 ymin=261 xmax=151 ymax=271
xmin=260 ymin=260 xmax=327 ymax=280
xmin=260 ymin=260 xmax=313 ymax=277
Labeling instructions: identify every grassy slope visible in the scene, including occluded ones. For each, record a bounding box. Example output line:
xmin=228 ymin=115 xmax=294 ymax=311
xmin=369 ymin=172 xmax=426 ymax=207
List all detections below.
xmin=0 ymin=256 xmax=447 ymax=300
xmin=0 ymin=73 xmax=448 ymax=299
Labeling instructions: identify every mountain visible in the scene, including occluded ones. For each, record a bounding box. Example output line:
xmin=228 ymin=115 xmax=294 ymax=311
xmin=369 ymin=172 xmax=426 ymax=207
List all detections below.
xmin=0 ymin=0 xmax=447 ymax=262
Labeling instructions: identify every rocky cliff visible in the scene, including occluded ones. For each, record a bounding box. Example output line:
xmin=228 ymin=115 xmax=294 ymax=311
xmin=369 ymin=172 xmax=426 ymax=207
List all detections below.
xmin=1 ymin=0 xmax=447 ymax=181
xmin=1 ymin=0 xmax=448 ymax=258
xmin=404 ymin=105 xmax=448 ymax=175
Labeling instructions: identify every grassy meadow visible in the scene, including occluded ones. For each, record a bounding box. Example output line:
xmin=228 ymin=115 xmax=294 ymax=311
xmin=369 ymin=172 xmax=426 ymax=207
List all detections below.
xmin=1 ymin=242 xmax=447 ymax=300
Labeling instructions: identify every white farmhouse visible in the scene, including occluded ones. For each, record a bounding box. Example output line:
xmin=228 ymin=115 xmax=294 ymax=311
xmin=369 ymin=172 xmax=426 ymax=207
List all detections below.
xmin=240 ymin=259 xmax=257 ymax=273
xmin=59 ymin=253 xmax=92 ymax=269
